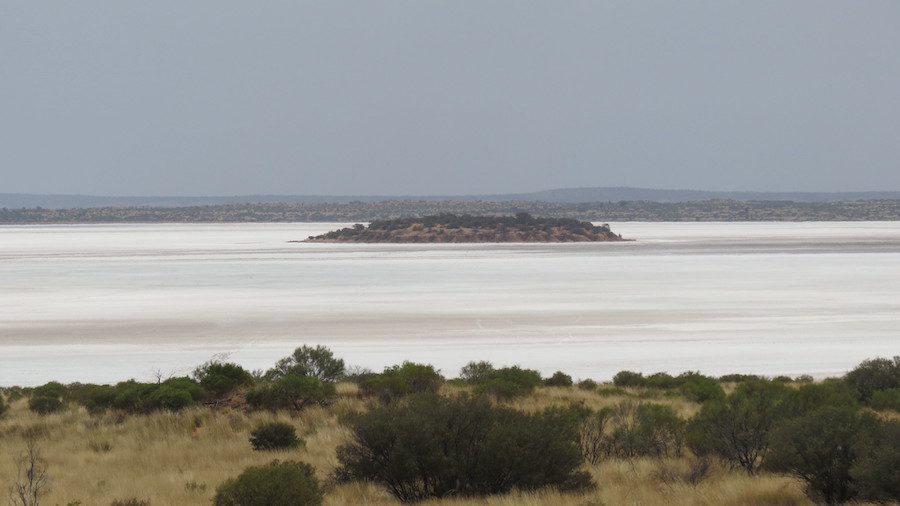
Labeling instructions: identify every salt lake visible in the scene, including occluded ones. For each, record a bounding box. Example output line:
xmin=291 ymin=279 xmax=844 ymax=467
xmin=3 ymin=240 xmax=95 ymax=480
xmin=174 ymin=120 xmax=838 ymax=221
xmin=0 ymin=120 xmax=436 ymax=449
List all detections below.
xmin=1 ymin=222 xmax=898 ymax=385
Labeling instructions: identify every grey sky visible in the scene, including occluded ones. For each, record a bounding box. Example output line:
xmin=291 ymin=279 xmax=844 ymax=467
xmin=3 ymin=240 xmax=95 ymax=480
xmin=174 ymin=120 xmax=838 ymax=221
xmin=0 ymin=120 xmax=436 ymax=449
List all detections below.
xmin=2 ymin=1 xmax=899 ymax=196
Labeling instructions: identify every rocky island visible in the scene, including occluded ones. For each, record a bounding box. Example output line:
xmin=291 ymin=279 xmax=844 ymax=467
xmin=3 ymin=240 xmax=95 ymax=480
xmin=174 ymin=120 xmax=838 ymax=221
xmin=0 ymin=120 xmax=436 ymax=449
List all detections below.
xmin=304 ymin=213 xmax=626 ymax=243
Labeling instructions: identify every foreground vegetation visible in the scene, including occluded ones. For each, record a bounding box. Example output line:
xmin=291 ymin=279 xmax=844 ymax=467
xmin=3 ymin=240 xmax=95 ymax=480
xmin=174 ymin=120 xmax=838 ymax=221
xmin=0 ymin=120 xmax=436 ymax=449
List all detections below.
xmin=1 ymin=348 xmax=898 ymax=505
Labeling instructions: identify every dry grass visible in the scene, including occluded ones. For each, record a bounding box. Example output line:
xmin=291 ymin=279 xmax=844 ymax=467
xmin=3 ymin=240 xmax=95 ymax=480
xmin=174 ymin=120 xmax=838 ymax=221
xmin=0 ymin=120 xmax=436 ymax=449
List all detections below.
xmin=0 ymin=386 xmax=810 ymax=506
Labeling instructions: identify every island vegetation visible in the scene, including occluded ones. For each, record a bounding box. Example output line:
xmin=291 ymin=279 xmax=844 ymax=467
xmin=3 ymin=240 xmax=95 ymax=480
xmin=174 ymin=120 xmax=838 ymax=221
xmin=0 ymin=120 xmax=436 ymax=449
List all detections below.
xmin=1 ymin=348 xmax=898 ymax=505
xmin=304 ymin=213 xmax=625 ymax=243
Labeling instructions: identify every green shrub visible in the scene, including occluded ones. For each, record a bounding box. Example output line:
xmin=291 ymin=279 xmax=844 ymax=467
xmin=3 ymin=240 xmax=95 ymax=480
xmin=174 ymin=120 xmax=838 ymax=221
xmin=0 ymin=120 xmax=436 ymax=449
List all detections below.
xmin=577 ymin=379 xmax=598 ymax=390
xmin=869 ymin=388 xmax=900 ymax=411
xmin=612 ymin=370 xmax=644 ymax=387
xmin=29 ymin=395 xmax=64 ymax=415
xmin=718 ymin=373 xmax=761 ymax=383
xmin=606 ymin=403 xmax=684 ymax=459
xmin=545 ymin=371 xmax=573 ymax=387
xmin=459 ymin=361 xmax=495 ymax=382
xmin=360 ymin=362 xmax=443 ymax=401
xmin=0 ymin=394 xmax=7 ymax=417
xmin=596 ymin=386 xmax=628 ymax=397
xmin=194 ymin=362 xmax=254 ymax=399
xmin=472 ymin=366 xmax=542 ymax=400
xmin=250 ymin=422 xmax=302 ymax=451
xmin=247 ymin=375 xmax=335 ymax=412
xmin=680 ymin=377 xmax=725 ymax=403
xmin=851 ymin=417 xmax=900 ymax=502
xmin=336 ymin=393 xmax=592 ymax=502
xmin=108 ymin=378 xmax=205 ymax=414
xmin=686 ymin=379 xmax=787 ymax=473
xmin=214 ymin=460 xmax=323 ymax=506
xmin=765 ymin=406 xmax=863 ymax=504
xmin=844 ymin=356 xmax=900 ymax=403
xmin=267 ymin=345 xmax=345 ymax=383
xmin=779 ymin=380 xmax=858 ymax=419
xmin=644 ymin=372 xmax=678 ymax=389
xmin=68 ymin=384 xmax=117 ymax=414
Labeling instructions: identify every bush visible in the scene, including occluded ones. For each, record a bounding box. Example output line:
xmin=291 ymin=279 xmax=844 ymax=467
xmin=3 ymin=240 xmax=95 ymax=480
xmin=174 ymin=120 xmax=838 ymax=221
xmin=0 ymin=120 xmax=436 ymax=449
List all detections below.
xmin=844 ymin=356 xmax=900 ymax=403
xmin=360 ymin=362 xmax=443 ymax=401
xmin=472 ymin=366 xmax=542 ymax=400
xmin=686 ymin=379 xmax=787 ymax=473
xmin=851 ymin=418 xmax=900 ymax=502
xmin=612 ymin=370 xmax=644 ymax=387
xmin=214 ymin=460 xmax=323 ymax=506
xmin=459 ymin=361 xmax=494 ymax=382
xmin=545 ymin=371 xmax=573 ymax=387
xmin=108 ymin=378 xmax=205 ymax=414
xmin=869 ymin=388 xmax=900 ymax=411
xmin=29 ymin=395 xmax=64 ymax=415
xmin=606 ymin=403 xmax=684 ymax=459
xmin=779 ymin=380 xmax=858 ymax=419
xmin=0 ymin=394 xmax=7 ymax=417
xmin=194 ymin=362 xmax=254 ymax=399
xmin=336 ymin=393 xmax=592 ymax=502
xmin=580 ymin=407 xmax=614 ymax=464
xmin=247 ymin=375 xmax=335 ymax=412
xmin=250 ymin=422 xmax=302 ymax=451
xmin=577 ymin=379 xmax=598 ymax=390
xmin=267 ymin=345 xmax=345 ymax=383
xmin=765 ymin=406 xmax=863 ymax=504
xmin=680 ymin=376 xmax=725 ymax=403
xmin=718 ymin=373 xmax=761 ymax=383
xmin=68 ymin=384 xmax=117 ymax=414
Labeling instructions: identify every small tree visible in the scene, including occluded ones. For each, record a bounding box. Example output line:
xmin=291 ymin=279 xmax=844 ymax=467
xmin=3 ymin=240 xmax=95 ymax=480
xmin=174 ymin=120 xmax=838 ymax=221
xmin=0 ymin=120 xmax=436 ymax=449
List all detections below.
xmin=360 ymin=362 xmax=443 ymax=401
xmin=9 ymin=438 xmax=51 ymax=506
xmin=459 ymin=361 xmax=494 ymax=382
xmin=851 ymin=417 xmax=900 ymax=502
xmin=194 ymin=362 xmax=254 ymax=399
xmin=686 ymin=380 xmax=786 ymax=473
xmin=214 ymin=460 xmax=323 ymax=506
xmin=765 ymin=406 xmax=862 ymax=504
xmin=267 ymin=345 xmax=345 ymax=383
xmin=247 ymin=375 xmax=335 ymax=412
xmin=844 ymin=356 xmax=900 ymax=403
xmin=545 ymin=371 xmax=574 ymax=387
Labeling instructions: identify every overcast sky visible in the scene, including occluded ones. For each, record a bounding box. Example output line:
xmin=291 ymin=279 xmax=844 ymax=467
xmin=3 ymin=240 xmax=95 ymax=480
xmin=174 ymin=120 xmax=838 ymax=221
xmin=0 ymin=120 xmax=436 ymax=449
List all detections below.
xmin=2 ymin=1 xmax=899 ymax=196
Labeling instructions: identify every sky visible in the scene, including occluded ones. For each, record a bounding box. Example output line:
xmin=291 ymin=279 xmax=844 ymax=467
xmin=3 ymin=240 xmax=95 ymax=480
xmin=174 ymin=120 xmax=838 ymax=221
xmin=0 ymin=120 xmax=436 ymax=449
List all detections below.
xmin=2 ymin=1 xmax=899 ymax=196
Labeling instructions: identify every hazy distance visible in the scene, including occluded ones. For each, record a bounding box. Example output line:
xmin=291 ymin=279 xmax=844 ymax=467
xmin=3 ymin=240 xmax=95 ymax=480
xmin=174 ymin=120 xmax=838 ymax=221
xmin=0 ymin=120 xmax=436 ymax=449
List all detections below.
xmin=3 ymin=1 xmax=899 ymax=196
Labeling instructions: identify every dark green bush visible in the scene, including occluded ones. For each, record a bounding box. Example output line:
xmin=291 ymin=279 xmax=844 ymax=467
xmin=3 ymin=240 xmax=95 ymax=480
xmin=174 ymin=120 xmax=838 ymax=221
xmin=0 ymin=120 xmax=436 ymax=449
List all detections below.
xmin=28 ymin=382 xmax=67 ymax=414
xmin=336 ymin=393 xmax=592 ymax=502
xmin=214 ymin=460 xmax=323 ymax=506
xmin=68 ymin=384 xmax=116 ymax=414
xmin=606 ymin=403 xmax=684 ymax=459
xmin=612 ymin=370 xmax=644 ymax=387
xmin=250 ymin=422 xmax=302 ymax=451
xmin=106 ymin=378 xmax=205 ymax=414
xmin=577 ymin=379 xmax=598 ymax=390
xmin=844 ymin=356 xmax=900 ymax=403
xmin=0 ymin=394 xmax=7 ymax=417
xmin=194 ymin=362 xmax=254 ymax=399
xmin=644 ymin=372 xmax=679 ymax=389
xmin=869 ymin=388 xmax=900 ymax=411
xmin=765 ymin=406 xmax=864 ymax=504
xmin=246 ymin=375 xmax=335 ymax=412
xmin=459 ymin=361 xmax=495 ymax=382
xmin=851 ymin=418 xmax=900 ymax=502
xmin=686 ymin=379 xmax=787 ymax=473
xmin=778 ymin=380 xmax=858 ymax=419
xmin=545 ymin=371 xmax=574 ymax=387
xmin=680 ymin=376 xmax=725 ymax=404
xmin=267 ymin=345 xmax=345 ymax=383
xmin=718 ymin=373 xmax=761 ymax=383
xmin=360 ymin=362 xmax=443 ymax=401
xmin=472 ymin=366 xmax=542 ymax=400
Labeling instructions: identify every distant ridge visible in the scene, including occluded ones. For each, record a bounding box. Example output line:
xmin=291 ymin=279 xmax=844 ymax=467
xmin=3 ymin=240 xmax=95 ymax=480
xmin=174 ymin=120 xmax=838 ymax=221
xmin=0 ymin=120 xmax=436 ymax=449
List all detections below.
xmin=3 ymin=187 xmax=900 ymax=209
